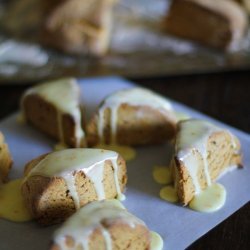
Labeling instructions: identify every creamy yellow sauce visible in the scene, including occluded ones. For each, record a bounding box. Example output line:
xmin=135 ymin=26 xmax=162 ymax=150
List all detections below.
xmin=0 ymin=179 xmax=32 ymax=222
xmin=189 ymin=183 xmax=226 ymax=213
xmin=94 ymin=144 xmax=136 ymax=162
xmin=175 ymin=112 xmax=190 ymax=121
xmin=159 ymin=186 xmax=178 ymax=203
xmin=150 ymin=231 xmax=164 ymax=250
xmin=153 ymin=166 xmax=172 ymax=185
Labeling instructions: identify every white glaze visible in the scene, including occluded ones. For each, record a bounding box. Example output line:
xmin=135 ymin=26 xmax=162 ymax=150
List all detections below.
xmin=25 ymin=149 xmax=124 ymax=209
xmin=22 ymin=78 xmax=85 ymax=147
xmin=177 ymin=119 xmax=220 ymax=194
xmin=97 ymin=87 xmax=174 ymax=143
xmin=176 ymin=119 xmax=238 ymax=195
xmin=54 ymin=200 xmax=145 ymax=250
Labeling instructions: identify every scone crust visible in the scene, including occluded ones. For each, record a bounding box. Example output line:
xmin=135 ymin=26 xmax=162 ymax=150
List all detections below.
xmin=51 ymin=217 xmax=150 ymax=250
xmin=22 ymin=93 xmax=86 ymax=148
xmin=22 ymin=154 xmax=127 ymax=225
xmin=0 ymin=132 xmax=12 ymax=183
xmin=173 ymin=130 xmax=242 ymax=205
xmin=87 ymin=103 xmax=177 ymax=146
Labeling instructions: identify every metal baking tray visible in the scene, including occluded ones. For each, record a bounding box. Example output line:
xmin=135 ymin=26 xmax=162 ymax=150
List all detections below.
xmin=0 ymin=0 xmax=250 ymax=84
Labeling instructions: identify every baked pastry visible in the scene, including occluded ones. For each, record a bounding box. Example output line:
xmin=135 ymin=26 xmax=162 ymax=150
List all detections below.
xmin=51 ymin=200 xmax=151 ymax=250
xmin=164 ymin=0 xmax=248 ymax=50
xmin=87 ymin=87 xmax=177 ymax=146
xmin=41 ymin=0 xmax=116 ymax=56
xmin=21 ymin=78 xmax=86 ymax=148
xmin=171 ymin=119 xmax=241 ymax=205
xmin=21 ymin=148 xmax=127 ymax=225
xmin=0 ymin=132 xmax=12 ymax=183
xmin=235 ymin=0 xmax=250 ymax=14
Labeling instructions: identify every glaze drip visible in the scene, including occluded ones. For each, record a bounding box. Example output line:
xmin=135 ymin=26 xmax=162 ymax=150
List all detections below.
xmin=97 ymin=87 xmax=174 ymax=144
xmin=25 ymin=149 xmax=124 ymax=209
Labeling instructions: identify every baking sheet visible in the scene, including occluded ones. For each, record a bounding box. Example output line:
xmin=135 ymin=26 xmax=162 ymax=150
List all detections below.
xmin=1 ymin=0 xmax=250 ymax=84
xmin=0 ymin=77 xmax=249 ymax=250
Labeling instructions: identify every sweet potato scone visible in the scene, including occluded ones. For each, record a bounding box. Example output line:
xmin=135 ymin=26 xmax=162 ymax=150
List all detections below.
xmin=171 ymin=119 xmax=241 ymax=205
xmin=41 ymin=0 xmax=116 ymax=56
xmin=0 ymin=132 xmax=12 ymax=183
xmin=21 ymin=78 xmax=86 ymax=148
xmin=164 ymin=0 xmax=248 ymax=50
xmin=87 ymin=87 xmax=177 ymax=146
xmin=51 ymin=200 xmax=156 ymax=250
xmin=21 ymin=148 xmax=127 ymax=225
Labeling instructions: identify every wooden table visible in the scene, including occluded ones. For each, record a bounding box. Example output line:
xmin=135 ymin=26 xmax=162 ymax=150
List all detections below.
xmin=0 ymin=71 xmax=249 ymax=249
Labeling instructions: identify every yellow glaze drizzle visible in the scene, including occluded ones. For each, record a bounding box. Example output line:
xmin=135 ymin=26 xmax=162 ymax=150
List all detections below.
xmin=189 ymin=183 xmax=226 ymax=212
xmin=153 ymin=166 xmax=172 ymax=185
xmin=160 ymin=186 xmax=178 ymax=203
xmin=94 ymin=143 xmax=136 ymax=161
xmin=150 ymin=231 xmax=164 ymax=250
xmin=0 ymin=179 xmax=32 ymax=222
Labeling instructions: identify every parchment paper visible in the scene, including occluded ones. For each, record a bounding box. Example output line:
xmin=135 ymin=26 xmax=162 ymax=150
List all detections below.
xmin=0 ymin=77 xmax=249 ymax=250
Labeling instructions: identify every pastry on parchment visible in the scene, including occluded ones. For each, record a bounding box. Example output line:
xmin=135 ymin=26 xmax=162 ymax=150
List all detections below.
xmin=21 ymin=148 xmax=127 ymax=225
xmin=164 ymin=0 xmax=248 ymax=50
xmin=21 ymin=78 xmax=86 ymax=148
xmin=0 ymin=132 xmax=12 ymax=183
xmin=171 ymin=119 xmax=242 ymax=205
xmin=87 ymin=87 xmax=177 ymax=146
xmin=51 ymin=200 xmax=153 ymax=250
xmin=41 ymin=0 xmax=117 ymax=56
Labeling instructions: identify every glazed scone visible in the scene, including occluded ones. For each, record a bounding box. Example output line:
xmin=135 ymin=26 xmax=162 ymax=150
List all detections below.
xmin=171 ymin=119 xmax=241 ymax=205
xmin=164 ymin=0 xmax=248 ymax=50
xmin=87 ymin=87 xmax=177 ymax=146
xmin=21 ymin=148 xmax=127 ymax=225
xmin=0 ymin=132 xmax=12 ymax=183
xmin=51 ymin=200 xmax=152 ymax=250
xmin=41 ymin=0 xmax=116 ymax=56
xmin=21 ymin=78 xmax=86 ymax=148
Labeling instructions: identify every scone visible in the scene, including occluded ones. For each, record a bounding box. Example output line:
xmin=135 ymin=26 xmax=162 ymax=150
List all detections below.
xmin=51 ymin=200 xmax=151 ymax=250
xmin=21 ymin=78 xmax=86 ymax=148
xmin=171 ymin=119 xmax=241 ymax=205
xmin=21 ymin=148 xmax=127 ymax=225
xmin=87 ymin=87 xmax=177 ymax=146
xmin=41 ymin=0 xmax=116 ymax=56
xmin=0 ymin=132 xmax=12 ymax=183
xmin=164 ymin=0 xmax=248 ymax=50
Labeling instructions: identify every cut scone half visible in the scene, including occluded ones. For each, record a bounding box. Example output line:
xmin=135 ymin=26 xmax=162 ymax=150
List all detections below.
xmin=51 ymin=200 xmax=155 ymax=250
xmin=21 ymin=148 xmax=127 ymax=225
xmin=0 ymin=132 xmax=13 ymax=183
xmin=164 ymin=0 xmax=248 ymax=50
xmin=171 ymin=119 xmax=242 ymax=205
xmin=21 ymin=78 xmax=86 ymax=148
xmin=87 ymin=87 xmax=177 ymax=146
xmin=41 ymin=0 xmax=117 ymax=56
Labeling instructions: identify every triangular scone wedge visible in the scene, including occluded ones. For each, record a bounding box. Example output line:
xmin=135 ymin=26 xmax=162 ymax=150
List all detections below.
xmin=171 ymin=119 xmax=242 ymax=205
xmin=41 ymin=0 xmax=116 ymax=56
xmin=21 ymin=78 xmax=86 ymax=148
xmin=21 ymin=149 xmax=127 ymax=225
xmin=164 ymin=0 xmax=248 ymax=50
xmin=87 ymin=87 xmax=177 ymax=146
xmin=0 ymin=132 xmax=12 ymax=183
xmin=51 ymin=200 xmax=151 ymax=250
